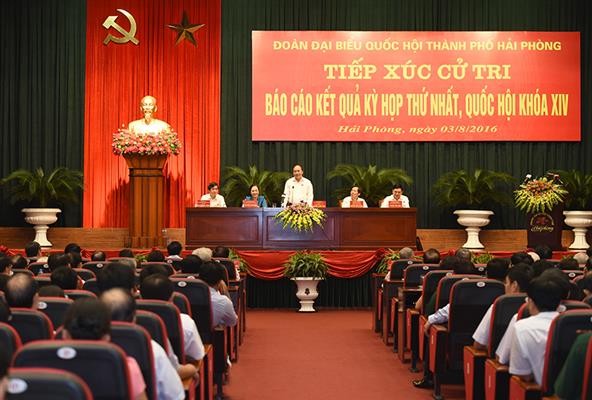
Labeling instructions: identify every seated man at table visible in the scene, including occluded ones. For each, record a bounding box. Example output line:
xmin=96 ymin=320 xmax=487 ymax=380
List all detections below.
xmin=200 ymin=182 xmax=226 ymax=207
xmin=341 ymin=186 xmax=368 ymax=208
xmin=381 ymin=184 xmax=410 ymax=208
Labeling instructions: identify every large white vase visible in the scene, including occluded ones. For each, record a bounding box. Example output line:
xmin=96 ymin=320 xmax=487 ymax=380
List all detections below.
xmin=291 ymin=277 xmax=323 ymax=312
xmin=22 ymin=208 xmax=61 ymax=247
xmin=563 ymin=211 xmax=592 ymax=250
xmin=453 ymin=210 xmax=494 ymax=249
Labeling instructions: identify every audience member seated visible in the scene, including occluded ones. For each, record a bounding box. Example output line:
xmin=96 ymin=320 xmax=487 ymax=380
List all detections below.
xmin=553 ymin=331 xmax=592 ymax=399
xmin=455 ymin=247 xmax=473 ymax=262
xmin=0 ymin=298 xmax=11 ymax=322
xmin=119 ymin=248 xmax=135 ymax=258
xmin=199 ymin=263 xmax=238 ymax=327
xmin=146 ymin=250 xmax=166 ymax=263
xmin=530 ymin=259 xmax=554 ymax=278
xmin=51 ymin=266 xmax=81 ymax=290
xmin=97 ymin=262 xmax=138 ymax=295
xmin=414 ymin=255 xmax=463 ymax=312
xmin=166 ymin=241 xmax=183 ymax=261
xmin=580 ymin=274 xmax=592 ymax=298
xmin=511 ymin=251 xmax=534 ymax=266
xmin=46 ymin=253 xmax=71 ymax=273
xmin=5 ymin=274 xmax=39 ymax=309
xmin=91 ymin=250 xmax=107 ymax=262
xmin=558 ymin=257 xmax=580 ymax=271
xmin=422 ymin=248 xmax=441 ymax=265
xmin=534 ymin=244 xmax=553 ymax=260
xmin=62 ymin=297 xmax=147 ymax=400
xmin=508 ymin=275 xmax=564 ymax=385
xmin=24 ymin=241 xmax=44 ymax=263
xmin=192 ymin=247 xmax=213 ymax=263
xmin=139 ymin=264 xmax=173 ymax=283
xmin=180 ymin=255 xmax=202 ymax=275
xmin=384 ymin=247 xmax=414 ymax=281
xmin=0 ymin=257 xmax=13 ymax=277
xmin=574 ymin=252 xmax=589 ymax=265
xmin=140 ymin=274 xmax=205 ymax=361
xmin=212 ymin=246 xmax=237 ymax=281
xmin=38 ymin=285 xmax=65 ymax=298
xmin=11 ymin=255 xmax=28 ymax=271
xmin=68 ymin=252 xmax=83 ymax=269
xmin=101 ymin=288 xmax=188 ymax=399
xmin=484 ymin=257 xmax=510 ymax=282
xmin=473 ymin=263 xmax=532 ymax=350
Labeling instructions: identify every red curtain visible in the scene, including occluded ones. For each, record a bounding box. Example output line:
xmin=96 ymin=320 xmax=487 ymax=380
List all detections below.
xmin=83 ymin=0 xmax=220 ymax=228
xmin=236 ymin=250 xmax=384 ymax=280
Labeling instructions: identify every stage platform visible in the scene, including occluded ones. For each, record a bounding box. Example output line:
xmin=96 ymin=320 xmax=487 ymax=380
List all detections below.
xmin=0 ymin=227 xmax=578 ymax=252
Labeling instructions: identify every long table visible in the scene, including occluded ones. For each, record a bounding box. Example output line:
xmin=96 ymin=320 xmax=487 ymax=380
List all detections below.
xmin=185 ymin=207 xmax=417 ymax=250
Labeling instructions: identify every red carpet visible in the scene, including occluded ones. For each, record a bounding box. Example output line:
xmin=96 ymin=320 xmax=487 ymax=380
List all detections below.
xmin=224 ymin=310 xmax=464 ymax=400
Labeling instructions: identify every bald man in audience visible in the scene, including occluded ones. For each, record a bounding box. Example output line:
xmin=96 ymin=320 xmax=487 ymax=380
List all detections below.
xmin=5 ymin=273 xmax=39 ymax=309
xmin=101 ymin=288 xmax=187 ymax=400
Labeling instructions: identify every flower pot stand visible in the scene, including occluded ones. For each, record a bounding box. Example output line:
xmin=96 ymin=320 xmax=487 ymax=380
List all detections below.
xmin=291 ymin=277 xmax=323 ymax=312
xmin=22 ymin=208 xmax=61 ymax=247
xmin=453 ymin=210 xmax=493 ymax=249
xmin=563 ymin=211 xmax=592 ymax=250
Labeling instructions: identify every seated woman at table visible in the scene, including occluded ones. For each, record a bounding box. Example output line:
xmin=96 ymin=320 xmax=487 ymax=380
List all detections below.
xmin=341 ymin=186 xmax=368 ymax=208
xmin=243 ymin=184 xmax=268 ymax=207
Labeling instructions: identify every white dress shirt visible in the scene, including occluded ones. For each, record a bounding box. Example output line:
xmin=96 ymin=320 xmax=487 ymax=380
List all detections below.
xmin=381 ymin=194 xmax=410 ymax=208
xmin=472 ymin=304 xmax=494 ymax=346
xmin=200 ymin=194 xmax=226 ymax=207
xmin=209 ymin=287 xmax=238 ymax=327
xmin=509 ymin=311 xmax=558 ymax=385
xmin=282 ymin=177 xmax=314 ymax=206
xmin=150 ymin=339 xmax=185 ymax=400
xmin=427 ymin=303 xmax=450 ymax=325
xmin=341 ymin=196 xmax=368 ymax=208
xmin=180 ymin=313 xmax=205 ymax=361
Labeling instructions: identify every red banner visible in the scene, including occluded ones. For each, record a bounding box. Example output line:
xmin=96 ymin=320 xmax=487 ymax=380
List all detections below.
xmin=252 ymin=31 xmax=580 ymax=142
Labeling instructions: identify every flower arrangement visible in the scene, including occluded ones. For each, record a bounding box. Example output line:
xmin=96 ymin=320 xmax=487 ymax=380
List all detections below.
xmin=514 ymin=174 xmax=567 ymax=213
xmin=112 ymin=130 xmax=182 ymax=156
xmin=376 ymin=249 xmax=401 ymax=274
xmin=274 ymin=204 xmax=326 ymax=232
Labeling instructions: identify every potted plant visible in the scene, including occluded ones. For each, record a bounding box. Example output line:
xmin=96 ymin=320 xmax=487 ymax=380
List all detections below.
xmin=514 ymin=173 xmax=568 ymax=250
xmin=556 ymin=170 xmax=592 ymax=249
xmin=326 ymin=164 xmax=413 ymax=207
xmin=1 ymin=167 xmax=83 ymax=247
xmin=221 ymin=165 xmax=289 ymax=207
xmin=432 ymin=169 xmax=514 ymax=249
xmin=284 ymin=251 xmax=329 ymax=312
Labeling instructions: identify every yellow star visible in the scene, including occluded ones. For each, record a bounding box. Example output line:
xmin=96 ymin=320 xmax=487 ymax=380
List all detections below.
xmin=166 ymin=11 xmax=204 ymax=46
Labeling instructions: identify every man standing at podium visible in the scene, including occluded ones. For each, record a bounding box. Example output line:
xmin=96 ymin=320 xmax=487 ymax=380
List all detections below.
xmin=282 ymin=164 xmax=314 ymax=207
xmin=127 ymin=95 xmax=171 ymax=135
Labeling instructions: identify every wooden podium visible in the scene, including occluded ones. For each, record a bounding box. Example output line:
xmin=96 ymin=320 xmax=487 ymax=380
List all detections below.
xmin=124 ymin=154 xmax=167 ymax=248
xmin=526 ymin=205 xmax=564 ymax=250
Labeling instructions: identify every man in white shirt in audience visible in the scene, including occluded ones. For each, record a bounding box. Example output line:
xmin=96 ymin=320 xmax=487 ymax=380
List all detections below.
xmin=102 ymin=288 xmax=189 ymax=400
xmin=341 ymin=186 xmax=368 ymax=208
xmin=508 ymin=275 xmax=563 ymax=385
xmin=199 ymin=262 xmax=238 ymax=327
xmin=140 ymin=274 xmax=205 ymax=361
xmin=282 ymin=164 xmax=314 ymax=207
xmin=380 ymin=184 xmax=410 ymax=208
xmin=200 ymin=182 xmax=226 ymax=207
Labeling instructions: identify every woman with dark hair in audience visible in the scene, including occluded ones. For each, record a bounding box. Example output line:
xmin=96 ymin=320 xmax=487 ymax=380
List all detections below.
xmin=146 ymin=249 xmax=165 ymax=262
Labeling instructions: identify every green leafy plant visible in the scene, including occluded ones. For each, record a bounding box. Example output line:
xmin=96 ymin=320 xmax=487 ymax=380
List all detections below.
xmin=432 ymin=169 xmax=515 ymax=209
xmin=284 ymin=251 xmax=328 ymax=278
xmin=326 ymin=164 xmax=413 ymax=207
xmin=229 ymin=249 xmax=249 ymax=273
xmin=221 ymin=165 xmax=289 ymax=207
xmin=554 ymin=170 xmax=592 ymax=210
xmin=1 ymin=167 xmax=84 ymax=207
xmin=376 ymin=249 xmax=401 ymax=274
xmin=274 ymin=204 xmax=326 ymax=232
xmin=472 ymin=252 xmax=494 ymax=264
xmin=514 ymin=174 xmax=567 ymax=213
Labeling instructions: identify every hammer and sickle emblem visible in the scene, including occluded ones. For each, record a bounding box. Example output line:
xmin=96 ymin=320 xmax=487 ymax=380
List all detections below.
xmin=102 ymin=9 xmax=139 ymax=45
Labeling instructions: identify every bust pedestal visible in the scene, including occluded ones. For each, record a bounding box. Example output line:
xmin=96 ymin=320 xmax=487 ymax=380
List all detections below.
xmin=124 ymin=154 xmax=167 ymax=248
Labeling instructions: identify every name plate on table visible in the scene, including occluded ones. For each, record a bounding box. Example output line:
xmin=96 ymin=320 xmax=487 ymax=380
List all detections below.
xmin=388 ymin=200 xmax=403 ymax=208
xmin=194 ymin=200 xmax=211 ymax=208
xmin=350 ymin=200 xmax=364 ymax=208
xmin=312 ymin=200 xmax=326 ymax=208
xmin=242 ymin=199 xmax=258 ymax=208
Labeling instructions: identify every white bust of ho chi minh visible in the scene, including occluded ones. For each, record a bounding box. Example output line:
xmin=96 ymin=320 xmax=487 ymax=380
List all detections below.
xmin=127 ymin=95 xmax=171 ymax=135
